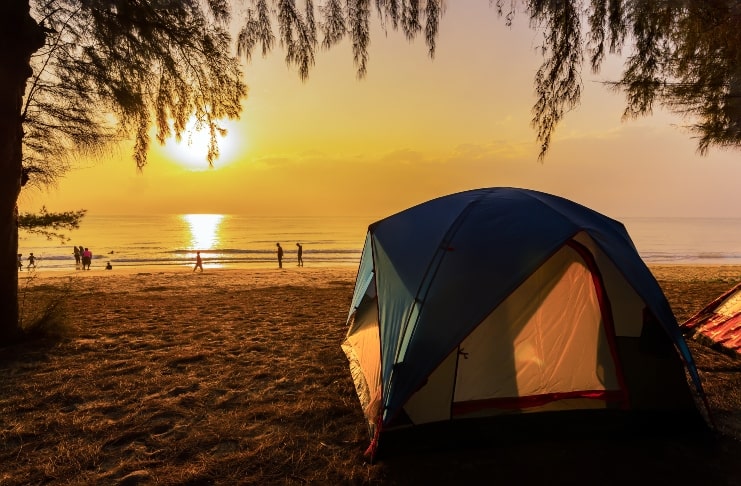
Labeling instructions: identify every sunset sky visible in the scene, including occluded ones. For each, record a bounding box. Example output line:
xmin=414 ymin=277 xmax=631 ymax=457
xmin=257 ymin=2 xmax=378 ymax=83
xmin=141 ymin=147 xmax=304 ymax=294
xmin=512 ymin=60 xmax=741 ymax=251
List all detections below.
xmin=19 ymin=3 xmax=741 ymax=221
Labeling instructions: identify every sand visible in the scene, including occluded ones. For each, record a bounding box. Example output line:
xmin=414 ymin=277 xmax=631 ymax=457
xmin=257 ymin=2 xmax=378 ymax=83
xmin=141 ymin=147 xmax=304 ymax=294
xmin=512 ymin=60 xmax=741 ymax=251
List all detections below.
xmin=2 ymin=264 xmax=741 ymax=485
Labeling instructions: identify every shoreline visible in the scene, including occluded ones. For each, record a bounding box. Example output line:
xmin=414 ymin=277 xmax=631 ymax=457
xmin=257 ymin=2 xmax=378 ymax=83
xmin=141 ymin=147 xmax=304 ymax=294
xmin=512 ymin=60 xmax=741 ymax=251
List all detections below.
xmin=20 ymin=261 xmax=741 ymax=281
xmin=19 ymin=263 xmax=360 ymax=279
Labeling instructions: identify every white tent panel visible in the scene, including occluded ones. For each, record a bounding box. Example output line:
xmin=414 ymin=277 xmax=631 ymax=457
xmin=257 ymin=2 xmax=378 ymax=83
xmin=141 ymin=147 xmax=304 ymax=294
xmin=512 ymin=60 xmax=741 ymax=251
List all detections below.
xmin=342 ymin=312 xmax=383 ymax=428
xmin=454 ymin=245 xmax=620 ymax=406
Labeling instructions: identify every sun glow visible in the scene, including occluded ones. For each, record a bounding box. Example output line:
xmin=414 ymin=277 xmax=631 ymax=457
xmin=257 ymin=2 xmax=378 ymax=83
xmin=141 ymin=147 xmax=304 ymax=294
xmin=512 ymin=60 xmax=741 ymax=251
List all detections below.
xmin=183 ymin=214 xmax=224 ymax=250
xmin=164 ymin=118 xmax=242 ymax=171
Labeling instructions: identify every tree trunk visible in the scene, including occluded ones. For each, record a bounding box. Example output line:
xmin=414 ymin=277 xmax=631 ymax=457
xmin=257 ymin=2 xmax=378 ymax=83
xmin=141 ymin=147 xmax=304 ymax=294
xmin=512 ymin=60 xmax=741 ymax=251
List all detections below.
xmin=0 ymin=0 xmax=45 ymax=345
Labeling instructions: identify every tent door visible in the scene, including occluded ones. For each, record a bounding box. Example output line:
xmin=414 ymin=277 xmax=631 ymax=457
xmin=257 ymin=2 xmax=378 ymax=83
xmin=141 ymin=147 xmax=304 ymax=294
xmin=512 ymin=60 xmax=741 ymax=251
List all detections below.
xmin=403 ymin=244 xmax=625 ymax=425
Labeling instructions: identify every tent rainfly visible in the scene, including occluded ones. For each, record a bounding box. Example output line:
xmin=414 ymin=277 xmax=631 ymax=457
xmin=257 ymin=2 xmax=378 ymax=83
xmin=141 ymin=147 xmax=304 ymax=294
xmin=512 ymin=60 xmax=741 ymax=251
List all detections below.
xmin=682 ymin=282 xmax=741 ymax=357
xmin=342 ymin=187 xmax=706 ymax=458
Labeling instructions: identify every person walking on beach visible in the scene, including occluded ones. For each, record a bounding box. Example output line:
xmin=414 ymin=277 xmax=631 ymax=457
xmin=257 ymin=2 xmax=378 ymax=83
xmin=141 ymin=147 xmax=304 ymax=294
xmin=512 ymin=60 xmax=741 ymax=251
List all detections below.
xmin=193 ymin=251 xmax=203 ymax=272
xmin=17 ymin=253 xmax=23 ymax=271
xmin=296 ymin=242 xmax=303 ymax=267
xmin=82 ymin=247 xmax=92 ymax=270
xmin=27 ymin=252 xmax=36 ymax=269
xmin=276 ymin=243 xmax=284 ymax=269
xmin=73 ymin=246 xmax=81 ymax=269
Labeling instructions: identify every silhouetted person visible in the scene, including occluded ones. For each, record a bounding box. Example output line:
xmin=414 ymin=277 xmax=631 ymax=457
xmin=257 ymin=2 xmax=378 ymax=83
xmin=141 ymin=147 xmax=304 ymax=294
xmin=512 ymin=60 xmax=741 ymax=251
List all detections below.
xmin=73 ymin=246 xmax=81 ymax=268
xmin=296 ymin=242 xmax=303 ymax=267
xmin=193 ymin=251 xmax=203 ymax=272
xmin=27 ymin=252 xmax=36 ymax=269
xmin=82 ymin=247 xmax=92 ymax=270
xmin=105 ymin=261 xmax=113 ymax=270
xmin=276 ymin=243 xmax=283 ymax=268
xmin=17 ymin=253 xmax=23 ymax=272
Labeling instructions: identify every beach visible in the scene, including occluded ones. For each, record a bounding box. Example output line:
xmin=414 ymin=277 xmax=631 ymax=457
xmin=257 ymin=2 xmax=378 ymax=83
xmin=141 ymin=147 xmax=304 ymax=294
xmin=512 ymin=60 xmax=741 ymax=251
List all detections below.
xmin=2 ymin=264 xmax=741 ymax=485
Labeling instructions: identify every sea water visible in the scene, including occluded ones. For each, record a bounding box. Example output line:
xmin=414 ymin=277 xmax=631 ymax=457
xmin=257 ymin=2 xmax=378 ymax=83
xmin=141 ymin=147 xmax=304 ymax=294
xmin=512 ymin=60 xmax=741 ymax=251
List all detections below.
xmin=16 ymin=214 xmax=741 ymax=272
xmin=18 ymin=214 xmax=368 ymax=271
xmin=622 ymin=217 xmax=741 ymax=264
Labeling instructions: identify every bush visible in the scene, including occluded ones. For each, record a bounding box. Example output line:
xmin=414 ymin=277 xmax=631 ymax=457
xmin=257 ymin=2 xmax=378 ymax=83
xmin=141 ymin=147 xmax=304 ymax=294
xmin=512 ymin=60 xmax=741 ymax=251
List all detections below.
xmin=18 ymin=274 xmax=74 ymax=342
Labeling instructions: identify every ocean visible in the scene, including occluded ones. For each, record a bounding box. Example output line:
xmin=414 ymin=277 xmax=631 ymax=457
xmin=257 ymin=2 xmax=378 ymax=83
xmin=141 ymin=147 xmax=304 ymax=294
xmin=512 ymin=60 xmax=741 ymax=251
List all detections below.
xmin=18 ymin=214 xmax=368 ymax=271
xmin=16 ymin=214 xmax=741 ymax=272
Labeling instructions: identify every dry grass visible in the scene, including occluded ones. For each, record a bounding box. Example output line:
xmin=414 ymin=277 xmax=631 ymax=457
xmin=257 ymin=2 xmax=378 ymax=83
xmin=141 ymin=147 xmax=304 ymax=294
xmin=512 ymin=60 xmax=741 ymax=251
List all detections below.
xmin=0 ymin=266 xmax=740 ymax=485
xmin=17 ymin=272 xmax=75 ymax=341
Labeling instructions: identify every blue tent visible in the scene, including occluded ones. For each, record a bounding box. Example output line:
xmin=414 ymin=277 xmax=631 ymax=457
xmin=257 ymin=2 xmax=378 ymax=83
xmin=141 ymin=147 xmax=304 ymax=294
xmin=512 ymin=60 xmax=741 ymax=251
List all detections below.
xmin=343 ymin=187 xmax=705 ymax=456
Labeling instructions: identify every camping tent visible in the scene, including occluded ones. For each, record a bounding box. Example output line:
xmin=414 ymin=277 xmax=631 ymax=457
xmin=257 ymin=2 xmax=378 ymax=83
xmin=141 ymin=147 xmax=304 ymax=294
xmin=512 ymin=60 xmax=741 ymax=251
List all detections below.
xmin=682 ymin=282 xmax=741 ymax=357
xmin=342 ymin=187 xmax=705 ymax=457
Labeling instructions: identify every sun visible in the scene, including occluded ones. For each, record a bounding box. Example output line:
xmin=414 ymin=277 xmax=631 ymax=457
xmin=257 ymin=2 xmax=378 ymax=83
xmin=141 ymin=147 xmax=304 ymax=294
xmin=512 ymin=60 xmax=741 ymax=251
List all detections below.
xmin=164 ymin=117 xmax=242 ymax=171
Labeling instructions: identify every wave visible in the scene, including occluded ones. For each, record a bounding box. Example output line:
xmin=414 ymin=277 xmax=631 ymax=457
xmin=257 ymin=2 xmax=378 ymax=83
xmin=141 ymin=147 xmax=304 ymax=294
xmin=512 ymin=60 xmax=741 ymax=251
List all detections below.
xmin=169 ymin=248 xmax=361 ymax=255
xmin=641 ymin=251 xmax=741 ymax=264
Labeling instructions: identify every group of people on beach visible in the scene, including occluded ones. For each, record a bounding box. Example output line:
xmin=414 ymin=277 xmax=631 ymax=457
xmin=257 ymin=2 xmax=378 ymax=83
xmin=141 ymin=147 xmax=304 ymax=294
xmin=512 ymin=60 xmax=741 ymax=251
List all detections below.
xmin=276 ymin=242 xmax=303 ymax=269
xmin=193 ymin=242 xmax=304 ymax=272
xmin=16 ymin=246 xmax=102 ymax=272
xmin=17 ymin=252 xmax=35 ymax=271
xmin=73 ymin=245 xmax=94 ymax=270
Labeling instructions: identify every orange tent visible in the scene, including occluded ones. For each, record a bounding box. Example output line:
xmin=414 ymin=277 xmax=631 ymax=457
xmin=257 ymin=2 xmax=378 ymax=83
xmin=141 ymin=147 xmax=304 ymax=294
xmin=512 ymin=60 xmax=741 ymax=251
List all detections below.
xmin=682 ymin=282 xmax=741 ymax=357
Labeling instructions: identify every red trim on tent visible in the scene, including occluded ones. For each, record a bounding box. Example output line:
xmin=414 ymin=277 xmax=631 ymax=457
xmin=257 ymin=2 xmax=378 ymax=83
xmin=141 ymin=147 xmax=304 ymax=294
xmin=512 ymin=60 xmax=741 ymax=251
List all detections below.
xmin=566 ymin=240 xmax=631 ymax=410
xmin=452 ymin=390 xmax=625 ymax=415
xmin=364 ymin=414 xmax=383 ymax=461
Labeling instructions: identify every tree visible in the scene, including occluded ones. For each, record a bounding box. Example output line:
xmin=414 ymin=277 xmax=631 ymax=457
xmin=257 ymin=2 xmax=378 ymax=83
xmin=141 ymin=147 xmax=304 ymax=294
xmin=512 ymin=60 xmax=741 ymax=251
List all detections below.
xmin=616 ymin=0 xmax=741 ymax=154
xmin=1 ymin=1 xmax=46 ymax=343
xmin=21 ymin=1 xmax=121 ymax=190
xmin=1 ymin=0 xmax=246 ymax=343
xmin=514 ymin=0 xmax=741 ymax=158
xmin=18 ymin=207 xmax=86 ymax=242
xmin=233 ymin=1 xmax=740 ymax=159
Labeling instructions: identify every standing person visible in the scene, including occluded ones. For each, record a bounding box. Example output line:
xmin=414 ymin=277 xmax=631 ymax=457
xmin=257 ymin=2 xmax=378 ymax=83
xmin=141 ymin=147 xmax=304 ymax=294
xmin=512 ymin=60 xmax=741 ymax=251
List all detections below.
xmin=27 ymin=252 xmax=36 ymax=269
xmin=276 ymin=243 xmax=284 ymax=269
xmin=73 ymin=246 xmax=81 ymax=269
xmin=17 ymin=253 xmax=23 ymax=272
xmin=296 ymin=242 xmax=303 ymax=267
xmin=82 ymin=247 xmax=92 ymax=270
xmin=78 ymin=245 xmax=85 ymax=269
xmin=193 ymin=251 xmax=203 ymax=272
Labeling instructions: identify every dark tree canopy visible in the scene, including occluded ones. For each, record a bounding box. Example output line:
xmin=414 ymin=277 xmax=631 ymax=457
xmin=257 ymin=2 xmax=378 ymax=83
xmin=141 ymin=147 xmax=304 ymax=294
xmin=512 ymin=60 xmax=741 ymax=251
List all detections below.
xmin=18 ymin=207 xmax=86 ymax=242
xmin=22 ymin=0 xmax=741 ymax=188
xmin=234 ymin=0 xmax=740 ymax=159
xmin=495 ymin=0 xmax=740 ymax=157
xmin=23 ymin=0 xmax=247 ymax=190
xmin=1 ymin=0 xmax=248 ymax=341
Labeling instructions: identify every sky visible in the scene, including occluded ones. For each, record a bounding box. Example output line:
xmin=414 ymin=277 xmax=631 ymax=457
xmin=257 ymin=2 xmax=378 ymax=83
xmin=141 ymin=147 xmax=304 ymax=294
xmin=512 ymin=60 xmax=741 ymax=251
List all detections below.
xmin=19 ymin=3 xmax=741 ymax=221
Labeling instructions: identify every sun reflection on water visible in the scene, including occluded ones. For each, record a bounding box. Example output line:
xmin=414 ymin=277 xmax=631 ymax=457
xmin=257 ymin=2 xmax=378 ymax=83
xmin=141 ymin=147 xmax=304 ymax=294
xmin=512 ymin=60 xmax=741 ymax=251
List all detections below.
xmin=182 ymin=214 xmax=224 ymax=250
